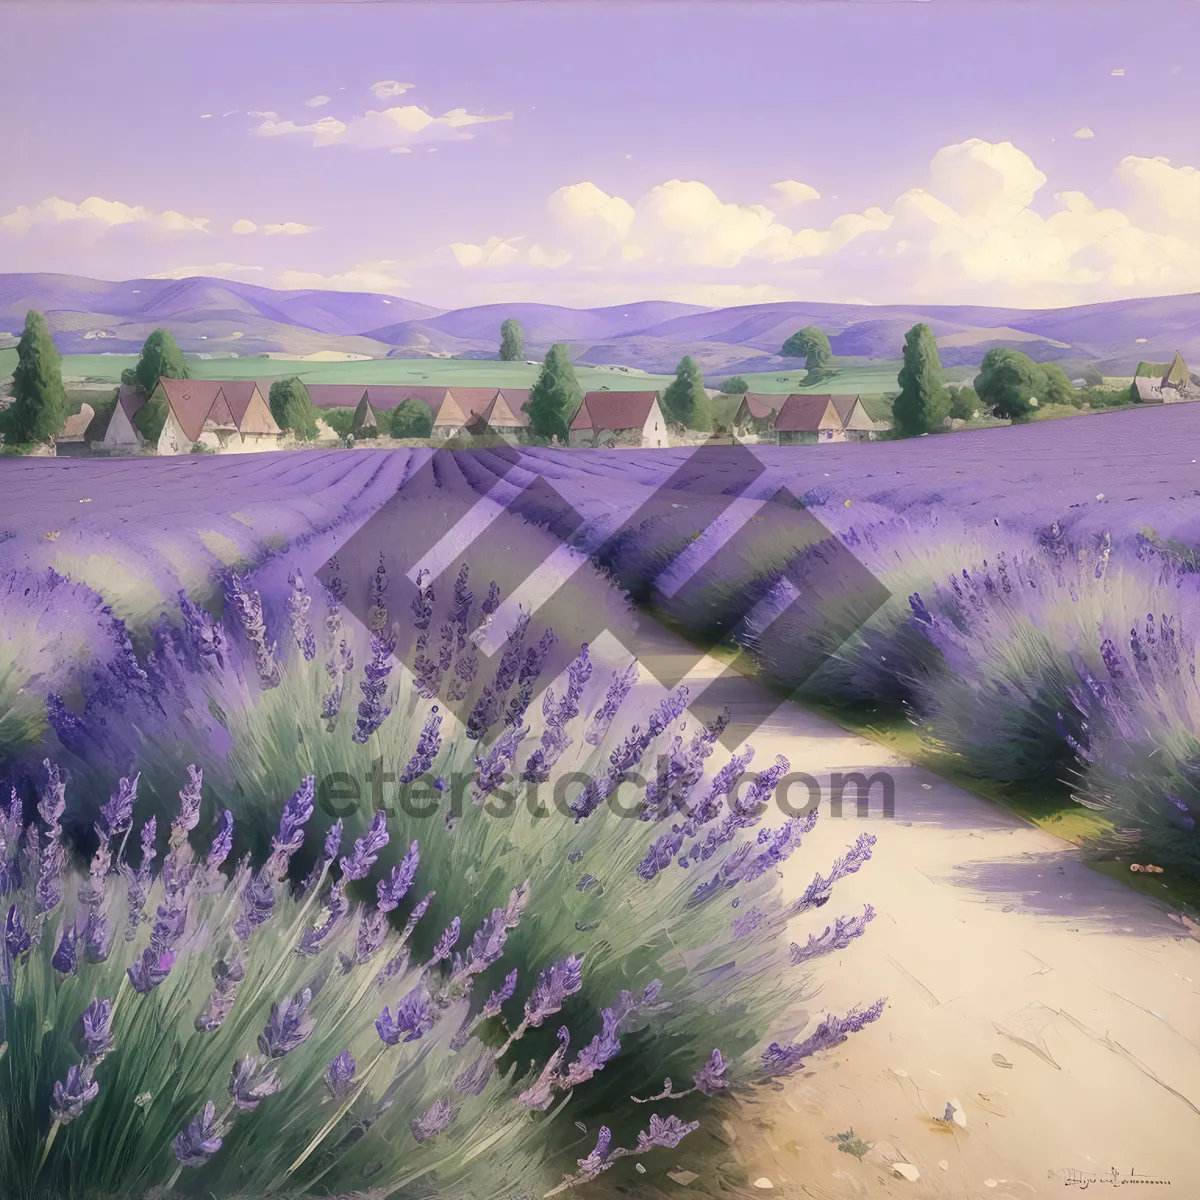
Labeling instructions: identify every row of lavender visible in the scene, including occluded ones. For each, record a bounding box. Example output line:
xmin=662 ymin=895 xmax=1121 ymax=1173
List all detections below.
xmin=0 ymin=551 xmax=883 ymax=1199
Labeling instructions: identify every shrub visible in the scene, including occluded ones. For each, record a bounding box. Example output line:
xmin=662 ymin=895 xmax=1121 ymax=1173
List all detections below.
xmin=720 ymin=377 xmax=749 ymax=395
xmin=388 ymin=399 xmax=433 ymax=440
xmin=12 ymin=560 xmax=885 ymax=1196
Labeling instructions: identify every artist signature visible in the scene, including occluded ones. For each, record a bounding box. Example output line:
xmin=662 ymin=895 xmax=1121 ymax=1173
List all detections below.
xmin=1052 ymin=1167 xmax=1170 ymax=1189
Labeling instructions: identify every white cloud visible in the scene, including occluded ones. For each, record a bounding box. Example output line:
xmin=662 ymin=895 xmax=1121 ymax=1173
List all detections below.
xmin=1111 ymin=68 xmax=1125 ymax=76
xmin=370 ymin=80 xmax=415 ymax=99
xmin=147 ymin=262 xmax=265 ymax=281
xmin=254 ymin=103 xmax=511 ymax=151
xmin=1074 ymin=126 xmax=1095 ymax=139
xmin=771 ymin=180 xmax=821 ymax=208
xmin=232 ymin=218 xmax=318 ymax=236
xmin=305 ymin=95 xmax=331 ymax=108
xmin=529 ymin=244 xmax=572 ymax=269
xmin=450 ymin=237 xmax=522 ymax=268
xmin=0 ymin=196 xmax=210 ymax=235
xmin=277 ymin=259 xmax=409 ymax=294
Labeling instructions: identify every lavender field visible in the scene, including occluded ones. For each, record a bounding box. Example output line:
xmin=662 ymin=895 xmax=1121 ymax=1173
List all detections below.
xmin=2 ymin=401 xmax=1200 ymax=1198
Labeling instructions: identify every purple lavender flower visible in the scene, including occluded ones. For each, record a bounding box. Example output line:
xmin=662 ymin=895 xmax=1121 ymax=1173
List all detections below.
xmin=127 ymin=947 xmax=177 ymax=994
xmin=471 ymin=723 xmax=529 ymax=805
xmin=286 ymin=571 xmax=317 ymax=662
xmin=785 ymin=834 xmax=878 ymax=918
xmin=205 ymin=810 xmax=234 ymax=872
xmin=377 ymin=840 xmax=419 ymax=912
xmin=352 ymin=634 xmax=395 ymax=744
xmin=453 ymin=1054 xmax=495 ymax=1096
xmin=173 ymin=1100 xmax=223 ymax=1166
xmin=561 ymin=979 xmax=661 ymax=1088
xmin=121 ymin=817 xmax=157 ymax=941
xmin=356 ymin=907 xmax=390 ymax=962
xmin=80 ymin=997 xmax=115 ymax=1059
xmin=170 ymin=764 xmax=204 ymax=848
xmin=296 ymin=882 xmax=349 ymax=957
xmin=576 ymin=1126 xmax=614 ymax=1177
xmin=398 ymin=707 xmax=443 ymax=784
xmin=634 ymin=1113 xmax=700 ymax=1152
xmin=761 ymin=998 xmax=887 ymax=1076
xmin=428 ymin=917 xmax=460 ymax=966
xmin=410 ymin=1098 xmax=455 ymax=1144
xmin=5 ymin=905 xmax=31 ymax=957
xmin=233 ymin=870 xmax=275 ymax=942
xmin=584 ymin=661 xmax=638 ymax=746
xmin=480 ymin=969 xmax=518 ymax=1021
xmin=51 ymin=1064 xmax=99 ymax=1124
xmin=226 ymin=574 xmax=282 ymax=690
xmin=692 ymin=1048 xmax=728 ymax=1095
xmin=789 ymin=906 xmax=877 ymax=965
xmin=340 ymin=811 xmax=389 ymax=881
xmin=51 ymin=924 xmax=78 ymax=974
xmin=258 ymin=988 xmax=315 ymax=1058
xmin=195 ymin=955 xmax=247 ymax=1033
xmin=0 ymin=788 xmax=22 ymax=895
xmin=519 ymin=1026 xmax=570 ymax=1110
xmin=524 ymin=955 xmax=584 ymax=1028
xmin=46 ymin=692 xmax=88 ymax=754
xmin=266 ymin=776 xmax=316 ymax=876
xmin=376 ymin=985 xmax=434 ymax=1045
xmin=324 ymin=1051 xmax=357 ymax=1103
xmin=228 ymin=1054 xmax=283 ymax=1111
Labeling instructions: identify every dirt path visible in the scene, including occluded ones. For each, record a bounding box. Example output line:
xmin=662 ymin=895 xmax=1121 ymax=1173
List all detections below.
xmin=625 ymin=652 xmax=1200 ymax=1200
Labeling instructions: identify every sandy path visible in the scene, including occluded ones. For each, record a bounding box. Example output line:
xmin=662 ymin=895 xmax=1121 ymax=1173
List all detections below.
xmin=624 ymin=652 xmax=1200 ymax=1200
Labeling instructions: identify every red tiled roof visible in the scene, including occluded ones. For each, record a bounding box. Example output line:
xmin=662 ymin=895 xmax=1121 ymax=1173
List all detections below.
xmin=773 ymin=394 xmax=840 ymax=433
xmin=826 ymin=394 xmax=864 ymax=425
xmin=571 ymin=391 xmax=660 ymax=432
xmin=157 ymin=378 xmax=226 ymax=443
xmin=217 ymin=380 xmax=264 ymax=426
xmin=738 ymin=392 xmax=783 ymax=420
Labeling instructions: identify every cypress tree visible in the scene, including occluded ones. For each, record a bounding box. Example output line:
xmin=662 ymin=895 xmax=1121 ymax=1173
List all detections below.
xmin=9 ymin=310 xmax=68 ymax=445
xmin=268 ymin=377 xmax=319 ymax=441
xmin=499 ymin=319 xmax=524 ymax=362
xmin=661 ymin=356 xmax=713 ymax=431
xmin=525 ymin=343 xmax=582 ymax=443
xmin=893 ymin=323 xmax=950 ymax=435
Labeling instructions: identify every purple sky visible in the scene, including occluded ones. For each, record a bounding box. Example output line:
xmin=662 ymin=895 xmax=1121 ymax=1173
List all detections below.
xmin=2 ymin=0 xmax=1199 ymax=309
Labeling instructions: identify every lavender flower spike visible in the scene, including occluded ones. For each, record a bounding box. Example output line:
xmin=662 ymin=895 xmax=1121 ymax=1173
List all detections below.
xmin=692 ymin=1048 xmax=728 ymax=1096
xmin=258 ymin=988 xmax=315 ymax=1058
xmin=410 ymin=1098 xmax=455 ymax=1144
xmin=377 ymin=840 xmax=419 ymax=912
xmin=5 ymin=905 xmax=31 ymax=957
xmin=398 ymin=706 xmax=443 ymax=785
xmin=80 ymin=997 xmax=116 ymax=1059
xmin=229 ymin=1054 xmax=283 ymax=1111
xmin=634 ymin=1113 xmax=700 ymax=1153
xmin=324 ymin=1051 xmax=357 ymax=1103
xmin=352 ymin=633 xmax=395 ymax=744
xmin=205 ymin=811 xmax=234 ymax=873
xmin=98 ymin=773 xmax=139 ymax=843
xmin=761 ymin=998 xmax=887 ymax=1076
xmin=375 ymin=985 xmax=434 ymax=1045
xmin=173 ymin=1100 xmax=223 ymax=1166
xmin=524 ymin=955 xmax=584 ymax=1028
xmin=51 ymin=1064 xmax=100 ymax=1124
xmin=340 ymin=810 xmax=389 ymax=881
xmin=51 ymin=924 xmax=78 ymax=975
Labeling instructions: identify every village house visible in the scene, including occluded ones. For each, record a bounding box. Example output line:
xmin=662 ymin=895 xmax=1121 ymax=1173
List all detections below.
xmin=826 ymin=394 xmax=879 ymax=441
xmin=732 ymin=392 xmax=785 ymax=438
xmin=1131 ymin=352 xmax=1200 ymax=403
xmin=772 ymin=394 xmax=845 ymax=445
xmin=568 ymin=391 xmax=668 ymax=448
xmin=98 ymin=378 xmax=283 ymax=454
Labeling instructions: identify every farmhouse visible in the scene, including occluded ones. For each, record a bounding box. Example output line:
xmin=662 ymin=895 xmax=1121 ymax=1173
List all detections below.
xmin=99 ymin=385 xmax=148 ymax=450
xmin=773 ymin=394 xmax=845 ymax=445
xmin=733 ymin=392 xmax=785 ymax=437
xmin=1132 ymin=352 xmax=1200 ymax=403
xmin=568 ymin=391 xmax=668 ymax=448
xmin=826 ymin=394 xmax=879 ymax=441
xmin=119 ymin=379 xmax=283 ymax=455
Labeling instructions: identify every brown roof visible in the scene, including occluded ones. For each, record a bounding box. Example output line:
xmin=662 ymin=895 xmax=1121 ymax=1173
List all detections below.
xmin=217 ymin=380 xmax=265 ymax=426
xmin=774 ymin=394 xmax=841 ymax=433
xmin=157 ymin=378 xmax=226 ymax=443
xmin=571 ymin=391 xmax=660 ymax=432
xmin=738 ymin=392 xmax=783 ymax=420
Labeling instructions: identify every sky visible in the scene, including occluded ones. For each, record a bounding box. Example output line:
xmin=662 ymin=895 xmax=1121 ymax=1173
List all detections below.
xmin=2 ymin=0 xmax=1200 ymax=311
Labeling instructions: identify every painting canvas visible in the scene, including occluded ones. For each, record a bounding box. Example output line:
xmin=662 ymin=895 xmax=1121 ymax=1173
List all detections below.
xmin=1 ymin=1 xmax=1198 ymax=1198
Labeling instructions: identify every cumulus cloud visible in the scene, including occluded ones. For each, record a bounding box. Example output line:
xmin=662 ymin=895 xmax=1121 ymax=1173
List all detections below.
xmin=147 ymin=262 xmax=265 ymax=281
xmin=305 ymin=95 xmax=331 ymax=108
xmin=450 ymin=237 xmax=522 ymax=268
xmin=232 ymin=218 xmax=318 ymax=236
xmin=277 ymin=259 xmax=410 ymax=294
xmin=1074 ymin=126 xmax=1095 ymax=139
xmin=0 ymin=196 xmax=210 ymax=236
xmin=254 ymin=103 xmax=511 ymax=151
xmin=370 ymin=80 xmax=414 ymax=99
xmin=771 ymin=180 xmax=821 ymax=208
xmin=232 ymin=219 xmax=258 ymax=235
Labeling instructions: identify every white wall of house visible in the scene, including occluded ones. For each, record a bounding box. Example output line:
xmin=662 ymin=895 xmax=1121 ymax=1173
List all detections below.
xmin=642 ymin=398 xmax=668 ymax=448
xmin=103 ymin=403 xmax=142 ymax=448
xmin=156 ymin=411 xmax=188 ymax=455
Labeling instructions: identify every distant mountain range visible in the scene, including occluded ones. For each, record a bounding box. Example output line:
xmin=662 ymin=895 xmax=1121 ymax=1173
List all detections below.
xmin=2 ymin=273 xmax=1198 ymax=378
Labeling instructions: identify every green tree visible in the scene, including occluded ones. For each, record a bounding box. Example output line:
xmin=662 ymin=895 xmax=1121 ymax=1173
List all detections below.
xmin=1039 ymin=361 xmax=1079 ymax=406
xmin=120 ymin=367 xmax=137 ymax=387
xmin=893 ymin=323 xmax=950 ymax=435
xmin=720 ymin=376 xmax=749 ymax=394
xmin=780 ymin=326 xmax=835 ymax=380
xmin=8 ymin=310 xmax=68 ymax=445
xmin=524 ymin=343 xmax=583 ymax=443
xmin=975 ymin=348 xmax=1052 ymax=421
xmin=389 ymin=397 xmax=434 ymax=439
xmin=1081 ymin=363 xmax=1105 ymax=388
xmin=499 ymin=319 xmax=525 ymax=362
xmin=134 ymin=328 xmax=188 ymax=397
xmin=662 ymin=356 xmax=713 ymax=431
xmin=268 ymin=377 xmax=319 ymax=441
xmin=948 ymin=385 xmax=980 ymax=421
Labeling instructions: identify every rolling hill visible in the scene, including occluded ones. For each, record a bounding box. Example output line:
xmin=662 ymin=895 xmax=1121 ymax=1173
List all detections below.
xmin=2 ymin=272 xmax=1198 ymax=379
